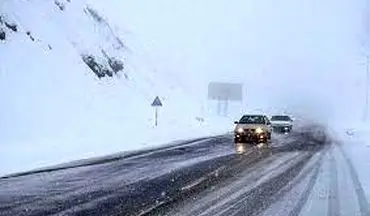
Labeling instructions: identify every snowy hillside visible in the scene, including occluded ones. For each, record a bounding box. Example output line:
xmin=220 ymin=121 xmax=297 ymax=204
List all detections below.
xmin=0 ymin=0 xmax=232 ymax=176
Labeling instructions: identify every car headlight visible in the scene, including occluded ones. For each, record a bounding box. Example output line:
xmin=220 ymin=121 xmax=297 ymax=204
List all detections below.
xmin=237 ymin=128 xmax=244 ymax=133
xmin=255 ymin=127 xmax=263 ymax=134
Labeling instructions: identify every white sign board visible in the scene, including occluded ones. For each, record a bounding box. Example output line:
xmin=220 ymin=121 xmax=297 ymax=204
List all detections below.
xmin=208 ymin=82 xmax=243 ymax=101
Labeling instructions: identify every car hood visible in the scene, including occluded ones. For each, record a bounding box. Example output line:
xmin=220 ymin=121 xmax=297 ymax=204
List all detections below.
xmin=235 ymin=124 xmax=270 ymax=130
xmin=271 ymin=120 xmax=292 ymax=126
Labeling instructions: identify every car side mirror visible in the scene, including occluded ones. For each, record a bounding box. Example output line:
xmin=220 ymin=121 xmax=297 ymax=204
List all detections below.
xmin=234 ymin=121 xmax=239 ymax=124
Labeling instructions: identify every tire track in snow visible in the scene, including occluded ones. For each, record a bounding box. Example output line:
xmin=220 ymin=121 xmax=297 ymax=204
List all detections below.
xmin=141 ymin=147 xmax=275 ymax=216
xmin=327 ymin=147 xmax=340 ymax=216
xmin=285 ymin=148 xmax=326 ymax=216
xmin=217 ymin=152 xmax=316 ymax=216
xmin=337 ymin=143 xmax=370 ymax=216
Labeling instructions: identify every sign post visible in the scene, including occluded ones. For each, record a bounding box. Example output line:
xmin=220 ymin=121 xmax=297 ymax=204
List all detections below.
xmin=151 ymin=96 xmax=163 ymax=127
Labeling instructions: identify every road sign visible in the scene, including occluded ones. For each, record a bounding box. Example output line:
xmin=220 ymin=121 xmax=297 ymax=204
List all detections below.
xmin=151 ymin=96 xmax=163 ymax=126
xmin=151 ymin=96 xmax=163 ymax=107
xmin=208 ymin=82 xmax=243 ymax=116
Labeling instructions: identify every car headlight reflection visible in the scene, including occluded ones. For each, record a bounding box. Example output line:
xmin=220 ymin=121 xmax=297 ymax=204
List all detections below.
xmin=255 ymin=127 xmax=263 ymax=134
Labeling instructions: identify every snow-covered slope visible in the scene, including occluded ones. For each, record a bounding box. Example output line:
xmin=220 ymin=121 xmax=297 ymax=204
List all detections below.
xmin=0 ymin=0 xmax=231 ymax=176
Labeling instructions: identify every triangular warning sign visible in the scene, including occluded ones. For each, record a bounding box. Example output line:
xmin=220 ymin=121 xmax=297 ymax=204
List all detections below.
xmin=151 ymin=96 xmax=163 ymax=107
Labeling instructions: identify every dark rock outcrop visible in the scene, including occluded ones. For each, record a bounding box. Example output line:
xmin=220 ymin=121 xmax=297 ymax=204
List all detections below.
xmin=0 ymin=29 xmax=5 ymax=40
xmin=4 ymin=22 xmax=17 ymax=32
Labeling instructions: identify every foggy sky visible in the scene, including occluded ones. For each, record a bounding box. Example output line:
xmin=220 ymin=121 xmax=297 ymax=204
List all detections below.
xmin=93 ymin=0 xmax=366 ymax=123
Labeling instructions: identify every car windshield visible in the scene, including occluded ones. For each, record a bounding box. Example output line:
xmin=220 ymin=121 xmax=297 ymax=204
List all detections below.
xmin=271 ymin=116 xmax=292 ymax=121
xmin=239 ymin=115 xmax=266 ymax=124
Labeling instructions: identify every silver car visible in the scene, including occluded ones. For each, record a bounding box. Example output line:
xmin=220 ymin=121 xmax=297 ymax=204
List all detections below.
xmin=234 ymin=115 xmax=272 ymax=144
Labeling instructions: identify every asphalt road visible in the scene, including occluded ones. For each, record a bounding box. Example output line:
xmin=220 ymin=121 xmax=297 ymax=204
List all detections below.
xmin=0 ymin=128 xmax=329 ymax=216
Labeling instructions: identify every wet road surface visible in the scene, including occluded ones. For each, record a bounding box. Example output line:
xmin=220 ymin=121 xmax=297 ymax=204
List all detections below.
xmin=0 ymin=129 xmax=330 ymax=216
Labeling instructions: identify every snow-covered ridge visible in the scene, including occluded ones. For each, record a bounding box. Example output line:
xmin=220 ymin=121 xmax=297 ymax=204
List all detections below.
xmin=0 ymin=0 xmax=230 ymax=176
xmin=1 ymin=0 xmax=127 ymax=79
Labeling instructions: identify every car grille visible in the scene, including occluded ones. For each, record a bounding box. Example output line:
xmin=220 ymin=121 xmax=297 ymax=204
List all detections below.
xmin=273 ymin=126 xmax=292 ymax=133
xmin=244 ymin=128 xmax=255 ymax=133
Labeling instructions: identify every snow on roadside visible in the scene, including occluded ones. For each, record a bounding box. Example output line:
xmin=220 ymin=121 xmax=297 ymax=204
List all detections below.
xmin=332 ymin=122 xmax=370 ymax=204
xmin=1 ymin=116 xmax=232 ymax=177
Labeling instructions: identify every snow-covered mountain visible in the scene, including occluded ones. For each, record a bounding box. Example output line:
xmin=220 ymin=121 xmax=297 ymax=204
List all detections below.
xmin=0 ymin=0 xmax=232 ymax=176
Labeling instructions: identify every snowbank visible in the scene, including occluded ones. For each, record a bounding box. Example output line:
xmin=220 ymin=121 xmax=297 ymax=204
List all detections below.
xmin=332 ymin=123 xmax=370 ymax=202
xmin=1 ymin=116 xmax=232 ymax=177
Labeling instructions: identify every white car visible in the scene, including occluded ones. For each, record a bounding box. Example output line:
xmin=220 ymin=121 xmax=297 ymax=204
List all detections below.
xmin=270 ymin=115 xmax=293 ymax=133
